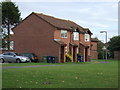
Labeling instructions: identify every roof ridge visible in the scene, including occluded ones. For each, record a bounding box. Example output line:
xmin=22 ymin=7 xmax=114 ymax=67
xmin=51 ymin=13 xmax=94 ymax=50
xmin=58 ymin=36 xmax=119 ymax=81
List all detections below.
xmin=32 ymin=12 xmax=87 ymax=33
xmin=33 ymin=12 xmax=76 ymax=23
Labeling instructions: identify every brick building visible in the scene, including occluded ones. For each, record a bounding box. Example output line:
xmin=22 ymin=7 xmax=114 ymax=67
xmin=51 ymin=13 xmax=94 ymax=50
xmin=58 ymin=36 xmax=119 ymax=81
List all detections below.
xmin=13 ymin=12 xmax=92 ymax=63
xmin=91 ymin=38 xmax=98 ymax=59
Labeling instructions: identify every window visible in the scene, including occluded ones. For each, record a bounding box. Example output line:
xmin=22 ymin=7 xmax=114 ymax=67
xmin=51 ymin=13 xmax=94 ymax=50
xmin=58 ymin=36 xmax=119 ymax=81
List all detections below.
xmin=2 ymin=41 xmax=8 ymax=50
xmin=61 ymin=30 xmax=67 ymax=38
xmin=73 ymin=32 xmax=79 ymax=40
xmin=84 ymin=34 xmax=90 ymax=42
xmin=10 ymin=41 xmax=14 ymax=50
xmin=1 ymin=40 xmax=14 ymax=50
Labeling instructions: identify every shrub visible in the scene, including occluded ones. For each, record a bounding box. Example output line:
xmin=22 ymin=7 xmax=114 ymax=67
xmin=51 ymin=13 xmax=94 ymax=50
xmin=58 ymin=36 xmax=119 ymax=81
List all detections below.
xmin=66 ymin=52 xmax=72 ymax=62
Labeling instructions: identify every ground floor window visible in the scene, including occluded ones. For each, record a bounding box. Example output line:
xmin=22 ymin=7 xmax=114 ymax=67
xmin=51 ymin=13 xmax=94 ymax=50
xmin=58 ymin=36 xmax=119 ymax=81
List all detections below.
xmin=10 ymin=41 xmax=14 ymax=50
xmin=1 ymin=40 xmax=14 ymax=50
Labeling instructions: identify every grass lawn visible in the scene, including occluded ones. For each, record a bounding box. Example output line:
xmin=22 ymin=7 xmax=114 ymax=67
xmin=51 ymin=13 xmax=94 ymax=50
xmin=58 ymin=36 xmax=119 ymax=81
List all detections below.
xmin=2 ymin=60 xmax=118 ymax=88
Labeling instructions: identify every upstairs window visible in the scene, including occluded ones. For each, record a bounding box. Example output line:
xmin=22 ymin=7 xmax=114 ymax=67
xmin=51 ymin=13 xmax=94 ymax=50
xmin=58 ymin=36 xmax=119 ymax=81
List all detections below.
xmin=73 ymin=32 xmax=79 ymax=40
xmin=84 ymin=34 xmax=90 ymax=42
xmin=61 ymin=30 xmax=67 ymax=38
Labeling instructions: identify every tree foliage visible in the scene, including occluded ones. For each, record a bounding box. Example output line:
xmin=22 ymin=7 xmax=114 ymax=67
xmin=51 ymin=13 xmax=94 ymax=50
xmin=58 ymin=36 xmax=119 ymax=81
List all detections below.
xmin=97 ymin=39 xmax=105 ymax=59
xmin=2 ymin=1 xmax=21 ymax=50
xmin=108 ymin=35 xmax=120 ymax=51
xmin=108 ymin=35 xmax=120 ymax=58
xmin=2 ymin=1 xmax=21 ymax=26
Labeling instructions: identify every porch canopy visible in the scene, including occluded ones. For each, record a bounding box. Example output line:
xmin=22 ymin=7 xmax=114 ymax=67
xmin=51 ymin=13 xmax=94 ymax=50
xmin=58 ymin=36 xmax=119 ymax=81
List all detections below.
xmin=54 ymin=40 xmax=67 ymax=46
xmin=80 ymin=42 xmax=89 ymax=48
xmin=69 ymin=42 xmax=78 ymax=47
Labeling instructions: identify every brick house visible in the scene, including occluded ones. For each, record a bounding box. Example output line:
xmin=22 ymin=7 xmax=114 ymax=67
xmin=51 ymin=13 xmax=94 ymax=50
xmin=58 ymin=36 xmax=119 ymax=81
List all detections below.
xmin=91 ymin=38 xmax=98 ymax=59
xmin=13 ymin=12 xmax=92 ymax=63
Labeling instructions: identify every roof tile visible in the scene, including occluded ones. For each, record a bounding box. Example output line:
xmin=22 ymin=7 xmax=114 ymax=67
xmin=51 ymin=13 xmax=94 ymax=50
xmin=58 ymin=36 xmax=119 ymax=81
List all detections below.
xmin=33 ymin=12 xmax=84 ymax=32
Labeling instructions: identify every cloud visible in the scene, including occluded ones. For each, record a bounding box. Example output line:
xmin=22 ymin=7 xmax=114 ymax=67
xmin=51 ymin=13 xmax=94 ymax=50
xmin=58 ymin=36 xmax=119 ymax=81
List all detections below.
xmin=12 ymin=1 xmax=117 ymax=42
xmin=112 ymin=3 xmax=118 ymax=8
xmin=104 ymin=18 xmax=118 ymax=22
xmin=77 ymin=8 xmax=91 ymax=13
xmin=93 ymin=23 xmax=109 ymax=28
xmin=75 ymin=20 xmax=109 ymax=28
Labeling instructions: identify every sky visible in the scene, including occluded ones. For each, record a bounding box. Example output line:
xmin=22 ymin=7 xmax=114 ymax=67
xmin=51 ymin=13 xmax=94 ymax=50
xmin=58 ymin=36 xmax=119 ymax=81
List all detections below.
xmin=10 ymin=0 xmax=118 ymax=43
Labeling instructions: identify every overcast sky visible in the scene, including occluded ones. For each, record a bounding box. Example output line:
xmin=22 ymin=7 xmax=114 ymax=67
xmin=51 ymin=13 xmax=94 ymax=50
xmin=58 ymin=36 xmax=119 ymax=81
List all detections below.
xmin=11 ymin=0 xmax=118 ymax=43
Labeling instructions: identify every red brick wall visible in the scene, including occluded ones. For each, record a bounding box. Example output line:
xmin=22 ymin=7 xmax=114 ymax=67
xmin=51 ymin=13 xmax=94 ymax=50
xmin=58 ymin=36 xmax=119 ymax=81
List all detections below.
xmin=13 ymin=13 xmax=92 ymax=62
xmin=79 ymin=33 xmax=91 ymax=61
xmin=91 ymin=41 xmax=98 ymax=59
xmin=80 ymin=34 xmax=84 ymax=43
xmin=13 ymin=14 xmax=59 ymax=62
xmin=84 ymin=35 xmax=91 ymax=56
xmin=1 ymin=50 xmax=14 ymax=53
xmin=54 ymin=30 xmax=81 ymax=62
xmin=54 ymin=30 xmax=71 ymax=53
xmin=91 ymin=42 xmax=97 ymax=50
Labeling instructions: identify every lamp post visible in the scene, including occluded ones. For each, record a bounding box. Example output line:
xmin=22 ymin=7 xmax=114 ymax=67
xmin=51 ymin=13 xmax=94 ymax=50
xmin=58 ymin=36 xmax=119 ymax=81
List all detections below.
xmin=100 ymin=31 xmax=107 ymax=60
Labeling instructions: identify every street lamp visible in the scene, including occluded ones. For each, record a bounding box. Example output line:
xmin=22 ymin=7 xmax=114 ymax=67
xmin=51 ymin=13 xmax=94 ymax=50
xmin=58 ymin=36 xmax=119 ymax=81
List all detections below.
xmin=102 ymin=46 xmax=106 ymax=59
xmin=100 ymin=31 xmax=107 ymax=60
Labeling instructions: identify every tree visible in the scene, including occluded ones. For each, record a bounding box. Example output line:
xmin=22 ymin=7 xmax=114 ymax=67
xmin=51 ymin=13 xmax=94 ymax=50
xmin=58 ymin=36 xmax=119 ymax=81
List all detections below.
xmin=108 ymin=35 xmax=120 ymax=58
xmin=97 ymin=40 xmax=105 ymax=59
xmin=1 ymin=28 xmax=8 ymax=50
xmin=2 ymin=1 xmax=21 ymax=50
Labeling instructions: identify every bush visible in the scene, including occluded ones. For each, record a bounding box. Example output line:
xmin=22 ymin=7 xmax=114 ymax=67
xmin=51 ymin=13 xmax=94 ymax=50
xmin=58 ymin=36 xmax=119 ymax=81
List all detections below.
xmin=66 ymin=52 xmax=72 ymax=62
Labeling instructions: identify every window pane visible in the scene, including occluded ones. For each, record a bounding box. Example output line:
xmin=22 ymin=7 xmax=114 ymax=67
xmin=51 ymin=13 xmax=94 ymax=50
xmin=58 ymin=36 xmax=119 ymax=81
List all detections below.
xmin=10 ymin=41 xmax=14 ymax=50
xmin=74 ymin=32 xmax=79 ymax=40
xmin=85 ymin=34 xmax=89 ymax=42
xmin=61 ymin=30 xmax=67 ymax=38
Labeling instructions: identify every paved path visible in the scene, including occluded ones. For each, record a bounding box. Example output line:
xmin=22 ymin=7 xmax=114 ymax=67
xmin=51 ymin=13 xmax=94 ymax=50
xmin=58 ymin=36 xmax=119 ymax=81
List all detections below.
xmin=2 ymin=60 xmax=110 ymax=69
xmin=2 ymin=65 xmax=64 ymax=69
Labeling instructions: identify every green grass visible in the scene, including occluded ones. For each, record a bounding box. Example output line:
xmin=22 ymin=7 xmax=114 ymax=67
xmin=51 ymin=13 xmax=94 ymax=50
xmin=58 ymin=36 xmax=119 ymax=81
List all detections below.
xmin=2 ymin=60 xmax=118 ymax=88
xmin=2 ymin=61 xmax=90 ymax=66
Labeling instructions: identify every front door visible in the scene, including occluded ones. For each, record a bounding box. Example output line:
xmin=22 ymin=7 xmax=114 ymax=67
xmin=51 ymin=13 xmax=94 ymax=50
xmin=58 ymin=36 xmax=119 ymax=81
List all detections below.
xmin=60 ymin=46 xmax=65 ymax=63
xmin=73 ymin=46 xmax=77 ymax=62
xmin=79 ymin=44 xmax=85 ymax=62
xmin=85 ymin=48 xmax=88 ymax=62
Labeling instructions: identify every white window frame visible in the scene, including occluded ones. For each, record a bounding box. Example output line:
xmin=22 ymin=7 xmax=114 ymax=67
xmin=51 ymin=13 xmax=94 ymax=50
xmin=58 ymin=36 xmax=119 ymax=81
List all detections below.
xmin=73 ymin=32 xmax=79 ymax=40
xmin=10 ymin=41 xmax=14 ymax=50
xmin=84 ymin=34 xmax=90 ymax=42
xmin=61 ymin=30 xmax=67 ymax=38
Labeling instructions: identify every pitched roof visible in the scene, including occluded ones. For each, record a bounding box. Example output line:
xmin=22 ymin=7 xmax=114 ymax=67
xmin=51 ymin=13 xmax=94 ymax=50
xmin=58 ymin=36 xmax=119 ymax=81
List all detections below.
xmin=91 ymin=38 xmax=98 ymax=42
xmin=83 ymin=28 xmax=93 ymax=35
xmin=54 ymin=39 xmax=67 ymax=46
xmin=33 ymin=12 xmax=84 ymax=32
xmin=69 ymin=42 xmax=78 ymax=47
xmin=13 ymin=12 xmax=92 ymax=34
